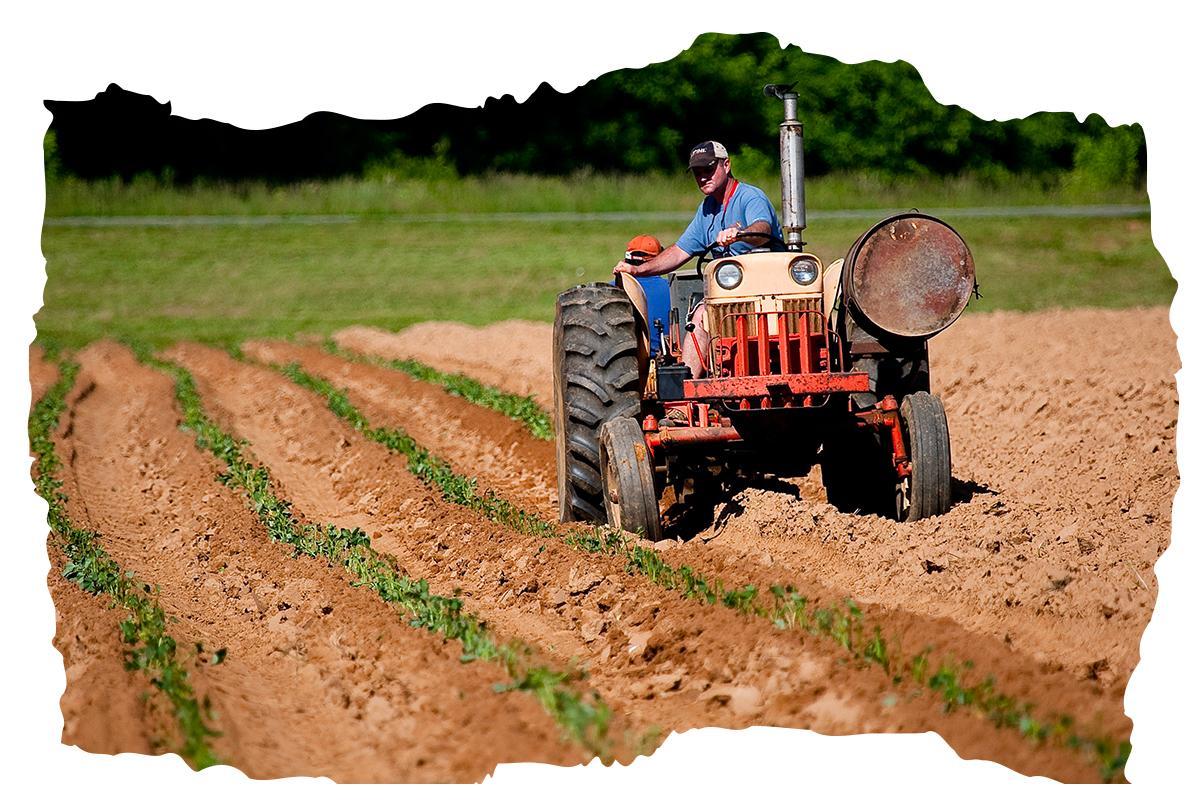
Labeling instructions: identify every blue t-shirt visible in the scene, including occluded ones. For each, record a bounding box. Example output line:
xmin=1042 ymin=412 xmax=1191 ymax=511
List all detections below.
xmin=675 ymin=181 xmax=784 ymax=257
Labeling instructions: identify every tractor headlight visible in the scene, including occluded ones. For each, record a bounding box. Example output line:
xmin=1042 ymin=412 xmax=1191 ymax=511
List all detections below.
xmin=714 ymin=261 xmax=743 ymax=290
xmin=789 ymin=256 xmax=819 ymax=286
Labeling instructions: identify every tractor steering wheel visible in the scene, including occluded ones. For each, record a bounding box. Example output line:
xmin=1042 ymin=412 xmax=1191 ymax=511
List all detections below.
xmin=695 ymin=231 xmax=789 ymax=278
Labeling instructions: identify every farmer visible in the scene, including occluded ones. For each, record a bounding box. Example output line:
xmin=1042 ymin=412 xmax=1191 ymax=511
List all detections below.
xmin=613 ymin=140 xmax=783 ymax=378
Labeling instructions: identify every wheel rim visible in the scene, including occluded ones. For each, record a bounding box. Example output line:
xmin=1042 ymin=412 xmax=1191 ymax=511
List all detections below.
xmin=602 ymin=443 xmax=622 ymax=529
xmin=896 ymin=473 xmax=911 ymax=519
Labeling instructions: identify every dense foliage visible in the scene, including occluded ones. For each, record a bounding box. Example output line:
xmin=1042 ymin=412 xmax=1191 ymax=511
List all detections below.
xmin=46 ymin=33 xmax=1143 ymax=186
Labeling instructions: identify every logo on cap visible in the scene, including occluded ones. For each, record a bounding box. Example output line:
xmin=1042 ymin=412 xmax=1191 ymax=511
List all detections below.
xmin=687 ymin=141 xmax=729 ymax=170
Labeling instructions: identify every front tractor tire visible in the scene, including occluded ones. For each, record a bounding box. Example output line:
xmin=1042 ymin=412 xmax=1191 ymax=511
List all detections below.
xmin=599 ymin=417 xmax=663 ymax=540
xmin=553 ymin=283 xmax=642 ymax=524
xmin=896 ymin=391 xmax=952 ymax=521
xmin=821 ymin=391 xmax=952 ymax=522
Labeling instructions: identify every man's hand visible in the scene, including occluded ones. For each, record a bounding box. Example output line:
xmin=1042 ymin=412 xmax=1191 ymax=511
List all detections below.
xmin=716 ymin=223 xmax=743 ymax=247
xmin=616 ymin=243 xmax=690 ymax=278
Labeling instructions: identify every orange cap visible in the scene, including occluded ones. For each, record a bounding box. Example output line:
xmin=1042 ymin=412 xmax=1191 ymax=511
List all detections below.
xmin=624 ymin=234 xmax=663 ymax=261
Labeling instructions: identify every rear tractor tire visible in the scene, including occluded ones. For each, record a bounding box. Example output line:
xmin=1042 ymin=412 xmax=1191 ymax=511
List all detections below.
xmin=896 ymin=391 xmax=952 ymax=521
xmin=599 ymin=417 xmax=663 ymax=540
xmin=553 ymin=283 xmax=643 ymax=523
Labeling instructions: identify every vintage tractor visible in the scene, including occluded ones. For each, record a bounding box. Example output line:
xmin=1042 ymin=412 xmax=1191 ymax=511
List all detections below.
xmin=553 ymin=84 xmax=976 ymax=540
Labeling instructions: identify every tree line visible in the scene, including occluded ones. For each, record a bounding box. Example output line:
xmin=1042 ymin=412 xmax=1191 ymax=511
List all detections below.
xmin=45 ymin=32 xmax=1145 ymax=187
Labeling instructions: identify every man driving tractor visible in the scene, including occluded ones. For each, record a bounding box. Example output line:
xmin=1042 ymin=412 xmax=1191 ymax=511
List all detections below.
xmin=613 ymin=140 xmax=784 ymax=378
xmin=557 ymin=86 xmax=971 ymax=536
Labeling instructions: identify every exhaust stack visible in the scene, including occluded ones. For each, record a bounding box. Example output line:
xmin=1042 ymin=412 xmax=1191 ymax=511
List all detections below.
xmin=764 ymin=83 xmax=806 ymax=251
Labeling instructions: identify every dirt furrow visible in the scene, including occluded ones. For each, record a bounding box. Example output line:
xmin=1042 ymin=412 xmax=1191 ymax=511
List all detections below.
xmin=335 ymin=321 xmax=554 ymax=410
xmin=332 ymin=309 xmax=1175 ymax=689
xmin=32 ymin=346 xmax=168 ymax=757
xmin=58 ymin=341 xmax=581 ymax=781
xmin=246 ymin=340 xmax=556 ymax=515
xmin=172 ymin=342 xmax=1103 ymax=781
xmin=47 ymin=564 xmax=171 ymax=756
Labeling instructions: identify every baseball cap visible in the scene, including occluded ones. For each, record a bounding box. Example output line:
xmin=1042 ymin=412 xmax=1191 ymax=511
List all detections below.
xmin=687 ymin=140 xmax=729 ymax=171
xmin=624 ymin=234 xmax=663 ymax=264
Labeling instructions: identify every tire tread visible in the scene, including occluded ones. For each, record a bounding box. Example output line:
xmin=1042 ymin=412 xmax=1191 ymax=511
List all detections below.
xmin=553 ymin=283 xmax=642 ymax=523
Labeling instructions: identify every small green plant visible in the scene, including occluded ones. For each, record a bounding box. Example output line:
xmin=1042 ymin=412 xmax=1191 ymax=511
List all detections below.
xmin=721 ymin=585 xmax=759 ymax=614
xmin=30 ymin=359 xmax=221 ymax=769
xmin=863 ymin=627 xmax=891 ymax=675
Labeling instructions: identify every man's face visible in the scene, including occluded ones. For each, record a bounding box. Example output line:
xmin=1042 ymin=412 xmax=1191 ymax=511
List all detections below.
xmin=690 ymin=158 xmax=731 ymax=196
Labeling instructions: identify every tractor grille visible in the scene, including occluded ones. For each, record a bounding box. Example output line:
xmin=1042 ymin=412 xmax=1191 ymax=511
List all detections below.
xmin=781 ymin=297 xmax=823 ymax=334
xmin=710 ymin=298 xmax=822 ymax=337
xmin=711 ymin=301 xmax=758 ymax=337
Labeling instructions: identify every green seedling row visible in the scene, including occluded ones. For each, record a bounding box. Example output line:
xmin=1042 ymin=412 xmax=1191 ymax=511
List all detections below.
xmin=277 ymin=360 xmax=1129 ymax=781
xmin=323 ymin=339 xmax=553 ymax=441
xmin=29 ymin=359 xmax=221 ymax=770
xmin=143 ymin=354 xmax=614 ymax=759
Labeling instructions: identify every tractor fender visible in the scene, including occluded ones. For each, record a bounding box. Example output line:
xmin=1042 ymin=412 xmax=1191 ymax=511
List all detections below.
xmin=823 ymin=257 xmax=844 ymax=331
xmin=616 ymin=272 xmax=652 ymax=381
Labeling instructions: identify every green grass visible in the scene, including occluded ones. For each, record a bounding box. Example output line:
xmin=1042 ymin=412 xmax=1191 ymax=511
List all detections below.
xmin=29 ymin=358 xmax=221 ymax=769
xmin=274 ymin=358 xmax=1129 ymax=781
xmin=143 ymin=351 xmax=615 ymax=759
xmin=44 ymin=171 xmax=1149 ymax=218
xmin=36 ymin=213 xmax=1171 ymax=352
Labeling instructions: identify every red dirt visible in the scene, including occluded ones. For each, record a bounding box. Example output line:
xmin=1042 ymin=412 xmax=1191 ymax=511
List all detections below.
xmin=246 ymin=339 xmax=557 ymax=514
xmin=234 ymin=341 xmax=1110 ymax=781
xmin=705 ymin=307 xmax=1177 ymax=688
xmin=31 ymin=347 xmax=168 ymax=757
xmin=35 ymin=304 xmax=1172 ymax=782
xmin=335 ymin=321 xmax=554 ymax=409
xmin=50 ymin=342 xmax=583 ymax=781
xmin=337 ymin=310 xmax=1174 ymax=691
xmin=29 ymin=345 xmax=58 ymax=410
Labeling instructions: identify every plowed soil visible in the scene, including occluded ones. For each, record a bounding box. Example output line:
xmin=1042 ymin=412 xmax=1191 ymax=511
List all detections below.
xmin=33 ymin=306 xmax=1175 ymax=783
xmin=42 ymin=342 xmax=582 ymax=781
xmin=334 ymin=309 xmax=1175 ymax=690
xmin=335 ymin=321 xmax=555 ymax=409
xmin=32 ymin=347 xmax=167 ymax=757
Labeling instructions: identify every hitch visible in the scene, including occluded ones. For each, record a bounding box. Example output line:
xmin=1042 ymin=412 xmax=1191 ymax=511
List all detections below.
xmin=855 ymin=395 xmax=913 ymax=478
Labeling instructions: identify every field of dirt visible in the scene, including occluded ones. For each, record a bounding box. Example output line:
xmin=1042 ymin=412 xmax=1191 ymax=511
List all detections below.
xmin=336 ymin=308 xmax=1176 ymax=690
xmin=32 ymin=306 xmax=1176 ymax=783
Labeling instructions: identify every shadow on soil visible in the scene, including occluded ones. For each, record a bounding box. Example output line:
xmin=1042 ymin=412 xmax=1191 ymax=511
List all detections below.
xmin=952 ymin=477 xmax=998 ymax=507
xmin=662 ymin=473 xmax=998 ymax=542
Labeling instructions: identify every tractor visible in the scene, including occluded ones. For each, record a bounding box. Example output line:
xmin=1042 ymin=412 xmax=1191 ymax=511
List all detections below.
xmin=553 ymin=84 xmax=976 ymax=540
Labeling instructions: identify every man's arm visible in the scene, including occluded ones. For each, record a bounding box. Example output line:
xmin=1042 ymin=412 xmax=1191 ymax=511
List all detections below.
xmin=613 ymin=243 xmax=692 ymax=277
xmin=716 ymin=219 xmax=772 ymax=247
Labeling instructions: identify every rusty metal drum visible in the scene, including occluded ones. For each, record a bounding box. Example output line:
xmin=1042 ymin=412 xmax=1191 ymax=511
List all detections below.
xmin=842 ymin=213 xmax=975 ymax=339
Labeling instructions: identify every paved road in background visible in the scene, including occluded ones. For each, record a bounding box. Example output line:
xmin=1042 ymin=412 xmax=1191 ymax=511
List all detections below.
xmin=44 ymin=204 xmax=1151 ymax=228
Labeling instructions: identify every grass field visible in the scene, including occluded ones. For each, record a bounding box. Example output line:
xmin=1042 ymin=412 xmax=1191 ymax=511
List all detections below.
xmin=37 ymin=209 xmax=1171 ymax=351
xmin=44 ymin=170 xmax=1150 ymax=218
